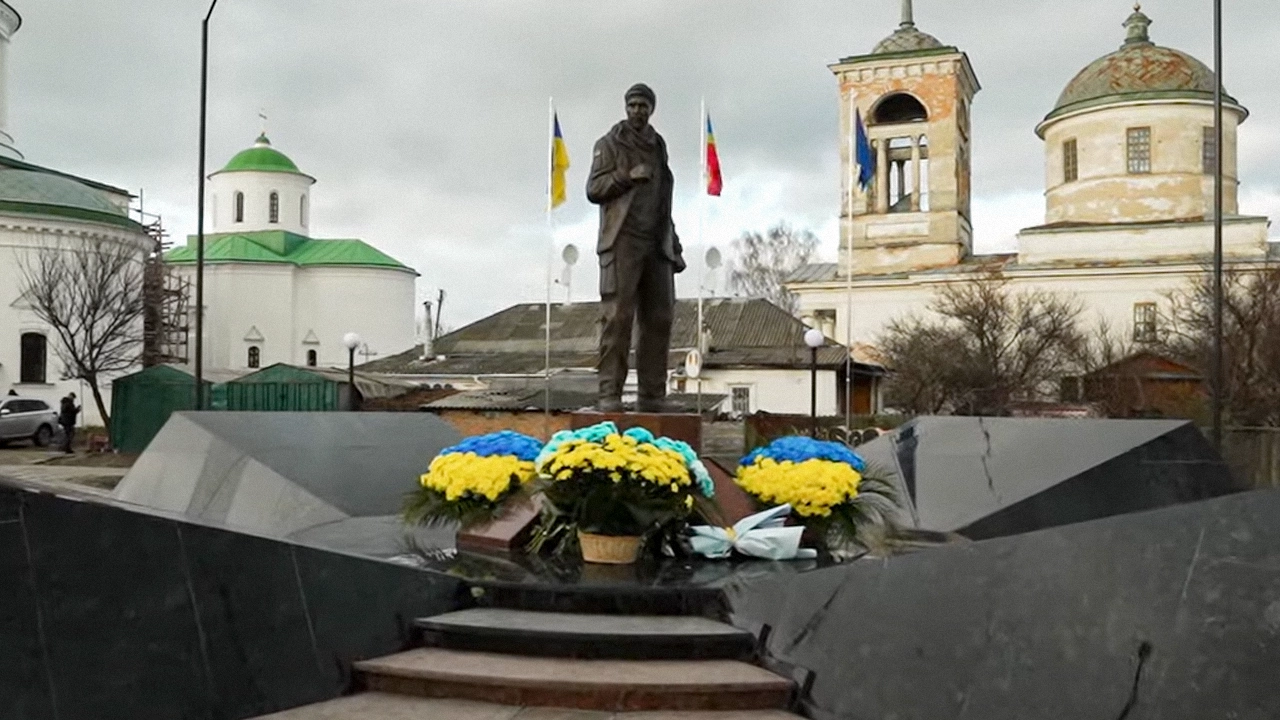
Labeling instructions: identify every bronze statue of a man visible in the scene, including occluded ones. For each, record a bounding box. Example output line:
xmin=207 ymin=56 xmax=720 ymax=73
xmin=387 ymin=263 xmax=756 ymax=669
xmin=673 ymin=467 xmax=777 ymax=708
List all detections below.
xmin=587 ymin=83 xmax=686 ymax=413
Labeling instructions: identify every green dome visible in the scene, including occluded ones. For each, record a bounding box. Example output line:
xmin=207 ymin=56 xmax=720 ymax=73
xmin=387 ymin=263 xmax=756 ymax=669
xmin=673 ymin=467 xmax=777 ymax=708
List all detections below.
xmin=0 ymin=168 xmax=125 ymax=217
xmin=1045 ymin=8 xmax=1242 ymax=125
xmin=218 ymin=133 xmax=305 ymax=175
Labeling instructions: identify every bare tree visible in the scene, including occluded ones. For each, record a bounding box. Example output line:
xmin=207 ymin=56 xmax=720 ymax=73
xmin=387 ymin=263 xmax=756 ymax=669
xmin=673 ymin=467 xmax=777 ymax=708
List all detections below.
xmin=728 ymin=221 xmax=819 ymax=314
xmin=879 ymin=269 xmax=1087 ymax=415
xmin=19 ymin=237 xmax=147 ymax=435
xmin=1159 ymin=264 xmax=1280 ymax=426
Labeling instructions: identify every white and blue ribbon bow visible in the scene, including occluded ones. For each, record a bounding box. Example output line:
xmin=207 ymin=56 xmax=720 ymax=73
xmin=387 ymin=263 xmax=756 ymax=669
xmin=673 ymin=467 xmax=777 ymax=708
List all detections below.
xmin=689 ymin=504 xmax=819 ymax=561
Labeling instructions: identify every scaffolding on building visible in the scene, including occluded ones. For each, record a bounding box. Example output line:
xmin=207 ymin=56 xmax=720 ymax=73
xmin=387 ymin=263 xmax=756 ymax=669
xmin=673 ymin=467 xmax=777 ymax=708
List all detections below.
xmin=136 ymin=202 xmax=190 ymax=367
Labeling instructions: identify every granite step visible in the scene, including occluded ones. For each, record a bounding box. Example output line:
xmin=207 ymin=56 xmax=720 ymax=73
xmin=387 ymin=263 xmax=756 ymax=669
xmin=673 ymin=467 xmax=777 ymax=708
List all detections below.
xmin=249 ymin=691 xmax=803 ymax=719
xmin=418 ymin=608 xmax=756 ymax=660
xmin=353 ymin=648 xmax=793 ymax=712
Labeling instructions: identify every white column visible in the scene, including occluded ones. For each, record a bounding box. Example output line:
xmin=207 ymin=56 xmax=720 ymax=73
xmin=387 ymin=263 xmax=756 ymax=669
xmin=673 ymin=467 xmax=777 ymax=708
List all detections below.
xmin=0 ymin=4 xmax=22 ymax=160
xmin=875 ymin=140 xmax=889 ymax=214
xmin=909 ymin=136 xmax=921 ymax=212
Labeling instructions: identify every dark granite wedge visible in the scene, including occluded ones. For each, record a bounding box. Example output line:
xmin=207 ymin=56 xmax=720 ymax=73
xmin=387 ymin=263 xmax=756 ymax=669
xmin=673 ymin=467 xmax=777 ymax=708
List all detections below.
xmin=354 ymin=648 xmax=792 ymax=712
xmin=418 ymin=608 xmax=756 ymax=660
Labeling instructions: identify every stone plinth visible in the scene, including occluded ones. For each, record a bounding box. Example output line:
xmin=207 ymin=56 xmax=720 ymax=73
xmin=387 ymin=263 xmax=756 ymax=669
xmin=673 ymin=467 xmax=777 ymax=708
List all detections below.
xmin=570 ymin=412 xmax=702 ymax=454
xmin=455 ymin=495 xmax=541 ymax=553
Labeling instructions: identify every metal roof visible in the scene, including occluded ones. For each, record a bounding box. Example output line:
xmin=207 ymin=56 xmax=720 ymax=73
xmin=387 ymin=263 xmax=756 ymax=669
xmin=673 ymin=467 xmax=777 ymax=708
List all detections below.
xmin=167 ymin=231 xmax=413 ymax=272
xmin=361 ymin=298 xmax=885 ymax=376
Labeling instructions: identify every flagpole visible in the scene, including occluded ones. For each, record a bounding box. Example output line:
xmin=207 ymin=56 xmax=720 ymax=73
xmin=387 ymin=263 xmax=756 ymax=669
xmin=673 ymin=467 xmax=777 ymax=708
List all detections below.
xmin=844 ymin=91 xmax=856 ymax=431
xmin=697 ymin=98 xmax=708 ymax=416
xmin=545 ymin=97 xmax=555 ymax=436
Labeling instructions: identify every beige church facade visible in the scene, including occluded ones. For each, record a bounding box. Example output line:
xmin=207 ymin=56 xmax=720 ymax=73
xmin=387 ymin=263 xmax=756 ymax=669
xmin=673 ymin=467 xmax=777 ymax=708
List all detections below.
xmin=789 ymin=2 xmax=1273 ymax=359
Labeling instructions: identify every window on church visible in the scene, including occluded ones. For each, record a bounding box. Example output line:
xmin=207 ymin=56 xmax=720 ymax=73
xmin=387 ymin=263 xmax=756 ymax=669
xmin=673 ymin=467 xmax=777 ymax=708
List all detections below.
xmin=300 ymin=195 xmax=308 ymax=226
xmin=20 ymin=333 xmax=47 ymax=384
xmin=247 ymin=346 xmax=260 ymax=369
xmin=813 ymin=309 xmax=837 ymax=339
xmin=269 ymin=192 xmax=279 ymax=224
xmin=1133 ymin=303 xmax=1158 ymax=343
xmin=1126 ymin=127 xmax=1151 ymax=174
xmin=1202 ymin=126 xmax=1218 ymax=175
xmin=234 ymin=192 xmax=245 ymax=223
xmin=1063 ymin=139 xmax=1078 ymax=182
xmin=306 ymin=349 xmax=317 ymax=367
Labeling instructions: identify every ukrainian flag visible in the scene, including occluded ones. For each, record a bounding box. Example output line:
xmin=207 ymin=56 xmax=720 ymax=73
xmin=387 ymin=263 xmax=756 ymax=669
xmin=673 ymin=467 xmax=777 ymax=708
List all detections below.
xmin=550 ymin=113 xmax=570 ymax=209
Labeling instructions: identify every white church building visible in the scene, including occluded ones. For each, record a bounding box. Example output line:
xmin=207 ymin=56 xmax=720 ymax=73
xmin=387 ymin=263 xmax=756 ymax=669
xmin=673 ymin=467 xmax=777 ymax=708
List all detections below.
xmin=789 ymin=2 xmax=1274 ymax=353
xmin=166 ymin=134 xmax=418 ymax=371
xmin=0 ymin=2 xmax=151 ymax=427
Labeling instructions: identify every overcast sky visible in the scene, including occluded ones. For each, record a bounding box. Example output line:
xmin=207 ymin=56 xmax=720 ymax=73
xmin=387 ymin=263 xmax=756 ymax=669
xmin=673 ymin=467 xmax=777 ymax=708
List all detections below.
xmin=11 ymin=0 xmax=1280 ymax=331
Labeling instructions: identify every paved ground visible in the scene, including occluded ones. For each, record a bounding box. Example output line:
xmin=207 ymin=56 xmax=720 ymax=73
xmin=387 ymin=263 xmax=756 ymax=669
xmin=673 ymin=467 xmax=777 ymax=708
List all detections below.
xmin=0 ymin=447 xmax=128 ymax=493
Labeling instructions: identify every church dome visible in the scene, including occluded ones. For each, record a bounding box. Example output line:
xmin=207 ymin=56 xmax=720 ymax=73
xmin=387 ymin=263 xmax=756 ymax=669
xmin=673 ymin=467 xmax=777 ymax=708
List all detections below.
xmin=872 ymin=25 xmax=945 ymax=55
xmin=1046 ymin=6 xmax=1240 ymax=122
xmin=0 ymin=167 xmax=124 ymax=218
xmin=217 ymin=133 xmax=306 ymax=176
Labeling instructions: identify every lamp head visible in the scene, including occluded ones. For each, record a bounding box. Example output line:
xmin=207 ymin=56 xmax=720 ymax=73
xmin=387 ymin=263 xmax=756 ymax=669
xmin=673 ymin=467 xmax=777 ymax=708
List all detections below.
xmin=804 ymin=328 xmax=825 ymax=349
xmin=342 ymin=332 xmax=362 ymax=351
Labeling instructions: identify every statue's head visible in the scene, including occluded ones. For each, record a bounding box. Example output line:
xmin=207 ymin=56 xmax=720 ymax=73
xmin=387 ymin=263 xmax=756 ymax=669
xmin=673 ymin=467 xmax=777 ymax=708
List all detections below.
xmin=625 ymin=83 xmax=655 ymax=130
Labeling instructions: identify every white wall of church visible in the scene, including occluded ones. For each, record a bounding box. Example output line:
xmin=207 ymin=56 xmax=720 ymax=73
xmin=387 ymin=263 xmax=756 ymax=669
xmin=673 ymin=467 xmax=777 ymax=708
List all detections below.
xmin=294 ymin=266 xmax=417 ymax=367
xmin=208 ymin=171 xmax=313 ymax=236
xmin=0 ymin=218 xmax=151 ymax=428
xmin=795 ymin=262 xmax=1223 ymax=352
xmin=176 ymin=263 xmax=417 ymax=372
xmin=1041 ymin=102 xmax=1242 ymax=224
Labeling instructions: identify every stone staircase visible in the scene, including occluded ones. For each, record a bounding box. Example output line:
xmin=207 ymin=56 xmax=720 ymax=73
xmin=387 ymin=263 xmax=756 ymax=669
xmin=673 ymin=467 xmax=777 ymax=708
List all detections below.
xmin=252 ymin=599 xmax=799 ymax=719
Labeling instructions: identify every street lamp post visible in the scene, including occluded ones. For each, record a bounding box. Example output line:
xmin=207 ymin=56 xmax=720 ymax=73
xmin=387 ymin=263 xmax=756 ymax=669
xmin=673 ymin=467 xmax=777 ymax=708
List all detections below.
xmin=343 ymin=332 xmax=361 ymax=411
xmin=1211 ymin=0 xmax=1224 ymax=451
xmin=804 ymin=328 xmax=824 ymax=438
xmin=194 ymin=0 xmax=220 ymax=409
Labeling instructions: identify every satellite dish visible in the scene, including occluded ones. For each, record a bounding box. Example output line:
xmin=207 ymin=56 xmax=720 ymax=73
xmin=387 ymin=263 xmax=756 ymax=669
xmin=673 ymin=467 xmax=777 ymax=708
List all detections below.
xmin=562 ymin=244 xmax=580 ymax=266
xmin=685 ymin=349 xmax=703 ymax=379
xmin=704 ymin=247 xmax=722 ymax=270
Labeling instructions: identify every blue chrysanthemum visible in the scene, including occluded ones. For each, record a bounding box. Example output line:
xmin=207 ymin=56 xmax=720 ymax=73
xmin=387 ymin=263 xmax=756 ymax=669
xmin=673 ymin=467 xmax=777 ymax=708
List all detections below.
xmin=441 ymin=430 xmax=543 ymax=462
xmin=742 ymin=436 xmax=866 ymax=473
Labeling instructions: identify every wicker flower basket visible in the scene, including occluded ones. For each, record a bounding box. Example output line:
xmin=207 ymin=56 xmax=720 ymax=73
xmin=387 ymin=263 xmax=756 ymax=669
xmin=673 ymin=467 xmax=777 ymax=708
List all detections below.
xmin=577 ymin=531 xmax=642 ymax=565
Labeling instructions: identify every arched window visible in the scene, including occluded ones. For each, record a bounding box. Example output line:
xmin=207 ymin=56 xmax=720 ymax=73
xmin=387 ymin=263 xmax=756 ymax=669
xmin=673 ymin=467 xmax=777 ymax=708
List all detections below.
xmin=19 ymin=333 xmax=47 ymax=384
xmin=306 ymin=349 xmax=317 ymax=367
xmin=234 ymin=191 xmax=245 ymax=223
xmin=269 ymin=192 xmax=279 ymax=224
xmin=872 ymin=93 xmax=928 ymax=124
xmin=247 ymin=346 xmax=260 ymax=369
xmin=211 ymin=194 xmax=218 ymax=226
xmin=300 ymin=195 xmax=308 ymax=226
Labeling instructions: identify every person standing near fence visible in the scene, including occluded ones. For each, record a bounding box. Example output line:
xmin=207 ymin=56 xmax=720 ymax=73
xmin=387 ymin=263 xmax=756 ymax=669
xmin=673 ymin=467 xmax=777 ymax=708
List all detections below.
xmin=58 ymin=392 xmax=79 ymax=454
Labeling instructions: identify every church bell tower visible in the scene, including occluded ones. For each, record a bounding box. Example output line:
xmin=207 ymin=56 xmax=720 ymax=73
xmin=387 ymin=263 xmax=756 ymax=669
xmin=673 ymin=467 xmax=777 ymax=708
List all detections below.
xmin=833 ymin=0 xmax=980 ymax=275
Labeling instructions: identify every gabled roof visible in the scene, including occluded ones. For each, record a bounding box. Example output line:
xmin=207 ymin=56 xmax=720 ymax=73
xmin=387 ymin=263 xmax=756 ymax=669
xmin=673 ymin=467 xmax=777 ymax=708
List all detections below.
xmin=361 ymin=298 xmax=885 ymax=376
xmin=166 ymin=230 xmax=414 ymax=272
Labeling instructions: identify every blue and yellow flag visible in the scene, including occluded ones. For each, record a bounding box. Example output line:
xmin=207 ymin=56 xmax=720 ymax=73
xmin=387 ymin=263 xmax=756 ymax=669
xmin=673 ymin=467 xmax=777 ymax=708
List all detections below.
xmin=550 ymin=113 xmax=570 ymax=209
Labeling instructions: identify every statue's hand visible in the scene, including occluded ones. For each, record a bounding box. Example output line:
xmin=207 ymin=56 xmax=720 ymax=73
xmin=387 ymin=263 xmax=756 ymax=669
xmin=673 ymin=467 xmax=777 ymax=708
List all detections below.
xmin=629 ymin=164 xmax=652 ymax=182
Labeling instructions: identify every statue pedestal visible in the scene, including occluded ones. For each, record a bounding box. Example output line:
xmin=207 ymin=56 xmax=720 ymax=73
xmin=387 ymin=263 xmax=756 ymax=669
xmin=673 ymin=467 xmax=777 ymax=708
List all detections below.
xmin=570 ymin=411 xmax=702 ymax=453
xmin=455 ymin=494 xmax=541 ymax=553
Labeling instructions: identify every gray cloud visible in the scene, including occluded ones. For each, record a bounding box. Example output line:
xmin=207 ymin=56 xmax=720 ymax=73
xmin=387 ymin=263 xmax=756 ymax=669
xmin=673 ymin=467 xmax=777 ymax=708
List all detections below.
xmin=10 ymin=0 xmax=1280 ymax=328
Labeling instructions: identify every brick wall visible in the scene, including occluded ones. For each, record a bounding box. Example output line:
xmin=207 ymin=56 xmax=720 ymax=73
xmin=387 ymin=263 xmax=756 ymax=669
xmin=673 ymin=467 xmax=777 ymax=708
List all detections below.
xmin=433 ymin=410 xmax=572 ymax=441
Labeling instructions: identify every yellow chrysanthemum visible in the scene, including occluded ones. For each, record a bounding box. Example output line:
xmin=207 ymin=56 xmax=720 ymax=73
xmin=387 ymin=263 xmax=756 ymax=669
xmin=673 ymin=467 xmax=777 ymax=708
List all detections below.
xmin=542 ymin=435 xmax=692 ymax=487
xmin=419 ymin=452 xmax=535 ymax=502
xmin=735 ymin=458 xmax=862 ymax=517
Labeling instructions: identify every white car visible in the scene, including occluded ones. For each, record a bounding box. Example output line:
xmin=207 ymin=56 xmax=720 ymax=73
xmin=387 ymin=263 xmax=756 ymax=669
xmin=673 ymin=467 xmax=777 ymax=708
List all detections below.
xmin=0 ymin=396 xmax=59 ymax=447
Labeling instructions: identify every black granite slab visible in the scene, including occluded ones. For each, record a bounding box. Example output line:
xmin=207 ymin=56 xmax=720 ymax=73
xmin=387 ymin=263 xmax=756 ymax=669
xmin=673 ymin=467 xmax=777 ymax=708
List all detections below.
xmin=0 ymin=478 xmax=464 ymax=720
xmin=419 ymin=549 xmax=833 ymax=617
xmin=726 ymin=488 xmax=1280 ymax=720
xmin=418 ymin=608 xmax=755 ymax=659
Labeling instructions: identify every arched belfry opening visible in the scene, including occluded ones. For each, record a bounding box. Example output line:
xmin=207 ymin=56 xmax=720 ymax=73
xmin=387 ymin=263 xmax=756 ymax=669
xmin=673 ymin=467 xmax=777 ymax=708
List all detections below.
xmin=831 ymin=0 xmax=980 ymax=274
xmin=873 ymin=93 xmax=928 ymax=124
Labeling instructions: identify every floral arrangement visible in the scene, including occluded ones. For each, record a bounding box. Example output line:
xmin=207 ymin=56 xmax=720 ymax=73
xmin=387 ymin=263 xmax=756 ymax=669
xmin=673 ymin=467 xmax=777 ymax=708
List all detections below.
xmin=404 ymin=430 xmax=543 ymax=527
xmin=529 ymin=421 xmax=716 ymax=554
xmin=735 ymin=436 xmax=897 ymax=550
